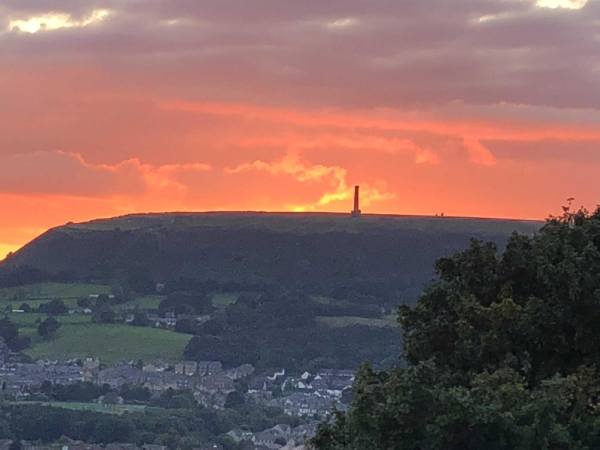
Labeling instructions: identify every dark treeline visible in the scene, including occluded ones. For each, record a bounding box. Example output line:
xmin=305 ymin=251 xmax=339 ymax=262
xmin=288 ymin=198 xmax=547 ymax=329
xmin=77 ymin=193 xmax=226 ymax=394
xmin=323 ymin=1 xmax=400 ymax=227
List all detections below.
xmin=150 ymin=290 xmax=402 ymax=371
xmin=0 ymin=402 xmax=300 ymax=450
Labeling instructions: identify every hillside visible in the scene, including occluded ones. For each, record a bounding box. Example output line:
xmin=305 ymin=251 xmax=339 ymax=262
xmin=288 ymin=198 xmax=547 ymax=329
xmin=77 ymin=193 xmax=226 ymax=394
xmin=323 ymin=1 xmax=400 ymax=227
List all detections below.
xmin=1 ymin=212 xmax=541 ymax=301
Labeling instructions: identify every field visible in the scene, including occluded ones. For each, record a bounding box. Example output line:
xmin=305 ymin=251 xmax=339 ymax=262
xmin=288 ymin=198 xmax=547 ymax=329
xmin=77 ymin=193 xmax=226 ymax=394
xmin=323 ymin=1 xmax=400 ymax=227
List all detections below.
xmin=14 ymin=401 xmax=154 ymax=415
xmin=212 ymin=293 xmax=239 ymax=308
xmin=118 ymin=295 xmax=164 ymax=310
xmin=0 ymin=282 xmax=111 ymax=303
xmin=24 ymin=324 xmax=191 ymax=364
xmin=316 ymin=316 xmax=398 ymax=328
xmin=5 ymin=313 xmax=90 ymax=327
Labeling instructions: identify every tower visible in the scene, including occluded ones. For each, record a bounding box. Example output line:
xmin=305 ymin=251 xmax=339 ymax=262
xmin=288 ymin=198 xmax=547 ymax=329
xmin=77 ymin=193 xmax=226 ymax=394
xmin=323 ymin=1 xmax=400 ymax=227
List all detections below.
xmin=351 ymin=185 xmax=361 ymax=217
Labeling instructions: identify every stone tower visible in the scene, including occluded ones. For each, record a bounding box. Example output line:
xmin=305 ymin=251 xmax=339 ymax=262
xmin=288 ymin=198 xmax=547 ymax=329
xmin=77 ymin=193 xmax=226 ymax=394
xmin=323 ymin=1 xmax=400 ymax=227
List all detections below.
xmin=351 ymin=185 xmax=361 ymax=217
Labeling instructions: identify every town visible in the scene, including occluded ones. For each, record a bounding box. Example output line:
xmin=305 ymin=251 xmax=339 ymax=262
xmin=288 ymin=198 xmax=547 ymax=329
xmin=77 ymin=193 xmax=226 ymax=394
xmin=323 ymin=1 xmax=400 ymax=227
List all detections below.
xmin=0 ymin=335 xmax=354 ymax=450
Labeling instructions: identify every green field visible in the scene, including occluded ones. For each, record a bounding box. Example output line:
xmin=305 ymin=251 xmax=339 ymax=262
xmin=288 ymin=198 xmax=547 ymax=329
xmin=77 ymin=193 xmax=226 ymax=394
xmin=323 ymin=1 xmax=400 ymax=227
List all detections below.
xmin=118 ymin=295 xmax=164 ymax=310
xmin=24 ymin=324 xmax=191 ymax=364
xmin=0 ymin=282 xmax=111 ymax=302
xmin=4 ymin=313 xmax=91 ymax=327
xmin=212 ymin=293 xmax=239 ymax=308
xmin=14 ymin=401 xmax=154 ymax=415
xmin=316 ymin=316 xmax=398 ymax=328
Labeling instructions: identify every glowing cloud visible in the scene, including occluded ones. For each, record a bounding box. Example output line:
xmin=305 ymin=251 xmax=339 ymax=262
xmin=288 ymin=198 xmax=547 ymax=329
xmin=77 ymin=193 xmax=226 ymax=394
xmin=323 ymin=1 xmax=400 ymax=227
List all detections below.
xmin=536 ymin=0 xmax=588 ymax=8
xmin=8 ymin=9 xmax=110 ymax=33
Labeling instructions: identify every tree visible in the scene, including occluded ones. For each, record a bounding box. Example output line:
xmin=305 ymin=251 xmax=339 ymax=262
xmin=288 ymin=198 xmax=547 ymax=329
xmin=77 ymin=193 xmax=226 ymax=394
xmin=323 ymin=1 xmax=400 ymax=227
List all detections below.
xmin=131 ymin=312 xmax=149 ymax=327
xmin=93 ymin=307 xmax=115 ymax=324
xmin=38 ymin=300 xmax=68 ymax=315
xmin=174 ymin=318 xmax=196 ymax=334
xmin=18 ymin=303 xmax=31 ymax=313
xmin=311 ymin=208 xmax=600 ymax=450
xmin=0 ymin=317 xmax=29 ymax=352
xmin=77 ymin=297 xmax=91 ymax=308
xmin=37 ymin=316 xmax=61 ymax=339
xmin=225 ymin=391 xmax=245 ymax=408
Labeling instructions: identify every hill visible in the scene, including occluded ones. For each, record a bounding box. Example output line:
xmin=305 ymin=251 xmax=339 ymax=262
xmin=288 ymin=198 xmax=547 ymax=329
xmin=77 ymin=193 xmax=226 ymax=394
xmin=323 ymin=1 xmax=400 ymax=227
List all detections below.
xmin=0 ymin=212 xmax=542 ymax=371
xmin=1 ymin=212 xmax=541 ymax=301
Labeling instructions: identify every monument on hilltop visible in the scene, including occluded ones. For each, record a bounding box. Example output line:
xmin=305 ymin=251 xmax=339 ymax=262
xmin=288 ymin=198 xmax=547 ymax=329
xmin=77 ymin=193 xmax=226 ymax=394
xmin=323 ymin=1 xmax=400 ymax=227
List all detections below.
xmin=351 ymin=185 xmax=361 ymax=218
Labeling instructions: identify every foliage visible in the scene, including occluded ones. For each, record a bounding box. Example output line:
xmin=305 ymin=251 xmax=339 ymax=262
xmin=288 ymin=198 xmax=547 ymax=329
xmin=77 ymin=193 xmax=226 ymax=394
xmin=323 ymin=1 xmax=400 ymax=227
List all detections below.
xmin=224 ymin=391 xmax=245 ymax=408
xmin=41 ymin=381 xmax=111 ymax=402
xmin=37 ymin=316 xmax=61 ymax=338
xmin=0 ymin=317 xmax=29 ymax=352
xmin=120 ymin=384 xmax=152 ymax=403
xmin=92 ymin=306 xmax=115 ymax=324
xmin=158 ymin=292 xmax=214 ymax=316
xmin=37 ymin=300 xmax=68 ymax=315
xmin=312 ymin=208 xmax=600 ymax=449
xmin=0 ymin=400 xmax=301 ymax=449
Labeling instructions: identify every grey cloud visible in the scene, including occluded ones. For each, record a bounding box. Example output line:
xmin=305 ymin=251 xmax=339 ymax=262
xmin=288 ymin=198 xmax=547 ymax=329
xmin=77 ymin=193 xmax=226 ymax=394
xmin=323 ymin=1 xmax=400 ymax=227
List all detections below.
xmin=0 ymin=0 xmax=599 ymax=110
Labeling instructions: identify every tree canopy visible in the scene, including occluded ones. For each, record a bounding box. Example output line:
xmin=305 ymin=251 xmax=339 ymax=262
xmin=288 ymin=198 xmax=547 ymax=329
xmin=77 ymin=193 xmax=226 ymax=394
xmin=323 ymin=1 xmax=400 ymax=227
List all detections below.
xmin=312 ymin=208 xmax=600 ymax=450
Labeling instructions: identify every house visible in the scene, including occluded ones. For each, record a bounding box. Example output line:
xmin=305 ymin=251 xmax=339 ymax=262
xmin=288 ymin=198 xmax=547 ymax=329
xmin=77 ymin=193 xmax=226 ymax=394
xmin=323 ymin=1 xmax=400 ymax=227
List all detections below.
xmin=84 ymin=358 xmax=100 ymax=371
xmin=254 ymin=424 xmax=293 ymax=448
xmin=225 ymin=364 xmax=255 ymax=380
xmin=197 ymin=361 xmax=223 ymax=375
xmin=99 ymin=366 xmax=144 ymax=389
xmin=142 ymin=361 xmax=169 ymax=373
xmin=174 ymin=361 xmax=197 ymax=376
xmin=195 ymin=373 xmax=234 ymax=394
xmin=0 ymin=362 xmax=92 ymax=395
xmin=248 ymin=376 xmax=273 ymax=393
xmin=143 ymin=372 xmax=192 ymax=392
xmin=227 ymin=429 xmax=254 ymax=443
xmin=278 ymin=393 xmax=334 ymax=417
xmin=265 ymin=368 xmax=285 ymax=381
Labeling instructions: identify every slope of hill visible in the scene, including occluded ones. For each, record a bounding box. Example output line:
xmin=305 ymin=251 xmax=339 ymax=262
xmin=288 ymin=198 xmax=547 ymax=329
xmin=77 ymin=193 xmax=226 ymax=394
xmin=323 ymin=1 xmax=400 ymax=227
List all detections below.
xmin=2 ymin=212 xmax=541 ymax=300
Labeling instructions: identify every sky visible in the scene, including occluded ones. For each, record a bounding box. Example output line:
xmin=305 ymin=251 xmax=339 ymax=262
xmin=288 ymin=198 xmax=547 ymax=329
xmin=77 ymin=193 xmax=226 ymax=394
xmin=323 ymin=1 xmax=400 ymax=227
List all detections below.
xmin=1 ymin=0 xmax=600 ymax=258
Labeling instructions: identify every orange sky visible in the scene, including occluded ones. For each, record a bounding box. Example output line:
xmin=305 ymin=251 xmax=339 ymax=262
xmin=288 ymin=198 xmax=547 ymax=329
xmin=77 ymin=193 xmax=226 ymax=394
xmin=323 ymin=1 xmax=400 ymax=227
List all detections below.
xmin=1 ymin=0 xmax=600 ymax=259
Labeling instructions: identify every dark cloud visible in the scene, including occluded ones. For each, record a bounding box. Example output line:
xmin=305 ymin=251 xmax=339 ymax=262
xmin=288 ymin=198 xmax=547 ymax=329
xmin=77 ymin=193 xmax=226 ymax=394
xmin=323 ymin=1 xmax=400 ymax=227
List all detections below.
xmin=1 ymin=0 xmax=599 ymax=109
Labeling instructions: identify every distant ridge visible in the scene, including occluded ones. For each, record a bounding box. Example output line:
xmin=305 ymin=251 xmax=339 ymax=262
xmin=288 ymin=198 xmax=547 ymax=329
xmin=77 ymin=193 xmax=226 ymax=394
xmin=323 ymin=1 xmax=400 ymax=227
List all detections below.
xmin=1 ymin=212 xmax=542 ymax=301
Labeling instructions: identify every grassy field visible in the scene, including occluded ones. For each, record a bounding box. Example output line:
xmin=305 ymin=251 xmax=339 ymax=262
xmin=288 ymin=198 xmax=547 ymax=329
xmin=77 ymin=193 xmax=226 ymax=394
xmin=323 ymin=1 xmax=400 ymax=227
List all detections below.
xmin=316 ymin=316 xmax=398 ymax=328
xmin=4 ymin=313 xmax=91 ymax=327
xmin=14 ymin=401 xmax=153 ymax=415
xmin=212 ymin=293 xmax=239 ymax=308
xmin=24 ymin=324 xmax=191 ymax=364
xmin=118 ymin=295 xmax=164 ymax=310
xmin=0 ymin=282 xmax=110 ymax=302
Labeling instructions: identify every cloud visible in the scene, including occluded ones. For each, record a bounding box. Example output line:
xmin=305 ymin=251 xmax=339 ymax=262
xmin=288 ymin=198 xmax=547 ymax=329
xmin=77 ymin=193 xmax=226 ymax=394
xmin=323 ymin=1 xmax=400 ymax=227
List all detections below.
xmin=225 ymin=150 xmax=395 ymax=211
xmin=0 ymin=151 xmax=211 ymax=197
xmin=8 ymin=9 xmax=110 ymax=33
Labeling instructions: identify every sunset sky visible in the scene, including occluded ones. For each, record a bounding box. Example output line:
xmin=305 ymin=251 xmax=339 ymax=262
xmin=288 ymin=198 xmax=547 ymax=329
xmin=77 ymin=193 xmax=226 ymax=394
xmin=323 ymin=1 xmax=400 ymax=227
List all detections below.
xmin=1 ymin=0 xmax=600 ymax=258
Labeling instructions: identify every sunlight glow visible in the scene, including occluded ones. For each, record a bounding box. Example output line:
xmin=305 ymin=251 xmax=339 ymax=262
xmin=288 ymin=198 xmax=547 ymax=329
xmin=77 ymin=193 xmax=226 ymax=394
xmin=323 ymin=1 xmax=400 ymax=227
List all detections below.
xmin=9 ymin=9 xmax=110 ymax=33
xmin=0 ymin=243 xmax=19 ymax=261
xmin=536 ymin=0 xmax=588 ymax=9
